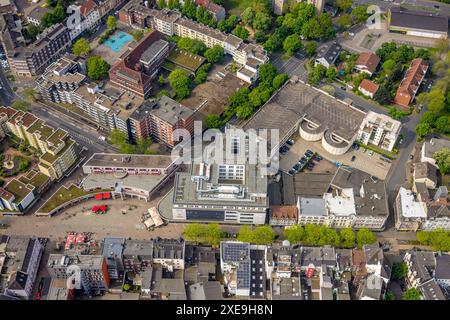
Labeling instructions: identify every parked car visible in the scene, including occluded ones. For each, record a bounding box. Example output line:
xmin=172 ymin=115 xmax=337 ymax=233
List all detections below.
xmin=351 ymin=155 xmax=356 ymax=162
xmin=293 ymin=164 xmax=300 ymax=171
xmin=368 ymin=150 xmax=374 ymax=156
xmin=313 ymin=155 xmax=322 ymax=161
xmin=286 ymin=139 xmax=295 ymax=146
xmin=288 ymin=169 xmax=296 ymax=175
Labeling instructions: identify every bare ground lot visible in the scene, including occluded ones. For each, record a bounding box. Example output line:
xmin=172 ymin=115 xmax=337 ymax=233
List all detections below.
xmin=181 ymin=61 xmax=247 ymax=122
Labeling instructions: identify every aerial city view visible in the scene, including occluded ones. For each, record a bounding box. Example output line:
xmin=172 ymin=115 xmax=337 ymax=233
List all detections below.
xmin=0 ymin=0 xmax=450 ymax=306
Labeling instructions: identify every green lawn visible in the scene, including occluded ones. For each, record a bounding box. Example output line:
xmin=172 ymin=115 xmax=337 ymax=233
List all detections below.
xmin=224 ymin=0 xmax=254 ymax=15
xmin=39 ymin=184 xmax=86 ymax=213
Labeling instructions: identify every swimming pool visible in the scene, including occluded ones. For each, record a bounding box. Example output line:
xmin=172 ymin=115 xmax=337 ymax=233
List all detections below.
xmin=104 ymin=31 xmax=133 ymax=53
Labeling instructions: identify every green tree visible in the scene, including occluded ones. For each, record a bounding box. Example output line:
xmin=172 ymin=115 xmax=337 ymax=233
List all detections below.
xmin=283 ymin=225 xmax=304 ymax=244
xmin=158 ymin=75 xmax=166 ymax=86
xmin=183 ymin=223 xmax=206 ymax=242
xmin=356 ymin=228 xmax=377 ymax=248
xmin=258 ymin=63 xmax=277 ymax=87
xmin=157 ymin=89 xmax=171 ymax=98
xmin=157 ymin=0 xmax=165 ymax=9
xmin=169 ymin=68 xmax=191 ymax=99
xmin=204 ymin=45 xmax=224 ymax=64
xmin=416 ymin=123 xmax=432 ymax=139
xmin=253 ymin=12 xmax=272 ymax=31
xmin=339 ymin=228 xmax=356 ymax=248
xmin=427 ymin=89 xmax=446 ymax=113
xmin=194 ymin=70 xmax=208 ymax=84
xmin=23 ymin=88 xmax=37 ymax=102
xmin=72 ymin=38 xmax=91 ymax=56
xmin=11 ymin=100 xmax=30 ymax=111
xmin=252 ymin=226 xmax=276 ymax=245
xmin=385 ymin=291 xmax=395 ymax=300
xmin=136 ymin=138 xmax=153 ymax=154
xmin=391 ymin=262 xmax=408 ymax=281
xmin=241 ymin=7 xmax=256 ymax=26
xmin=26 ymin=24 xmax=39 ymax=41
xmin=205 ymin=114 xmax=222 ymax=129
xmin=283 ymin=34 xmax=302 ymax=56
xmin=336 ymin=13 xmax=352 ymax=29
xmin=436 ymin=116 xmax=450 ymax=134
xmin=109 ymin=129 xmax=127 ymax=146
xmin=382 ymin=59 xmax=396 ymax=76
xmin=235 ymin=103 xmax=254 ymax=119
xmin=337 ymin=0 xmax=353 ymax=11
xmin=305 ymin=41 xmax=317 ymax=57
xmin=86 ymin=56 xmax=110 ymax=80
xmin=232 ymin=25 xmax=249 ymax=41
xmin=205 ymin=223 xmax=223 ymax=247
xmin=326 ymin=67 xmax=337 ymax=82
xmin=132 ymin=29 xmax=144 ymax=41
xmin=420 ymin=111 xmax=438 ymax=125
xmin=107 ymin=15 xmax=116 ymax=30
xmin=272 ymin=73 xmax=289 ymax=90
xmin=352 ymin=5 xmax=369 ymax=23
xmin=177 ymin=37 xmax=207 ymax=55
xmin=237 ymin=225 xmax=254 ymax=242
xmin=301 ymin=18 xmax=321 ymax=40
xmin=182 ymin=0 xmax=196 ymax=19
xmin=433 ymin=148 xmax=450 ymax=175
xmin=373 ymin=85 xmax=392 ymax=105
xmin=403 ymin=288 xmax=421 ymax=300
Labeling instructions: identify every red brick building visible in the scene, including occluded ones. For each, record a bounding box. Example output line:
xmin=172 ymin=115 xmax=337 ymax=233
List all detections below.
xmin=108 ymin=31 xmax=168 ymax=98
xmin=129 ymin=95 xmax=196 ymax=147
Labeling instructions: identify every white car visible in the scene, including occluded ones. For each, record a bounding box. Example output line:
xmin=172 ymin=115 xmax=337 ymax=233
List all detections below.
xmin=368 ymin=150 xmax=374 ymax=156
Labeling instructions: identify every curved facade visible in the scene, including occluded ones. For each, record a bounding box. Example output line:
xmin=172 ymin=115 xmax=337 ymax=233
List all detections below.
xmin=299 ymin=120 xmax=325 ymax=141
xmin=322 ymin=131 xmax=352 ymax=155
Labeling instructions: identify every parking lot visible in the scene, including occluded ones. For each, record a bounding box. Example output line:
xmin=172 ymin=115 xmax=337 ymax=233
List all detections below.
xmin=279 ymin=135 xmax=391 ymax=179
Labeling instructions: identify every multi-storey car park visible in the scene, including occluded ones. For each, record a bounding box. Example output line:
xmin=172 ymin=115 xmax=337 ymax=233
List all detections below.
xmin=242 ymin=78 xmax=402 ymax=155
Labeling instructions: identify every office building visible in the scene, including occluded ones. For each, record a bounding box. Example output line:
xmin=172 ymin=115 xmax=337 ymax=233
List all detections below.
xmin=47 ymin=254 xmax=110 ymax=295
xmin=82 ymin=153 xmax=179 ymax=201
xmin=0 ymin=236 xmax=43 ymax=300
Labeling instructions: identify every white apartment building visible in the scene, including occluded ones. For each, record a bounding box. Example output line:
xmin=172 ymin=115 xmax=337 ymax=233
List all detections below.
xmin=357 ymin=111 xmax=402 ymax=152
xmin=394 ymin=187 xmax=427 ymax=231
xmin=68 ymin=0 xmax=101 ymax=40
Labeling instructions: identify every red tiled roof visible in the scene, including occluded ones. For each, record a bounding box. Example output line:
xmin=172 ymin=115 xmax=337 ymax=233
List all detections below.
xmin=394 ymin=58 xmax=428 ymax=107
xmin=270 ymin=205 xmax=298 ymax=220
xmin=355 ymin=52 xmax=380 ymax=74
xmin=359 ymin=79 xmax=379 ymax=94
xmin=0 ymin=106 xmax=18 ymax=119
xmin=80 ymin=0 xmax=97 ymax=17
xmin=0 ymin=187 xmax=14 ymax=201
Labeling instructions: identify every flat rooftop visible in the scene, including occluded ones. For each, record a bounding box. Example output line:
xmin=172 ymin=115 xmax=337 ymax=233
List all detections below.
xmin=82 ymin=172 xmax=168 ymax=194
xmin=173 ymin=162 xmax=268 ymax=207
xmin=390 ymin=7 xmax=449 ymax=33
xmin=84 ymin=153 xmax=175 ymax=169
xmin=242 ymin=80 xmax=366 ymax=142
xmin=282 ymin=172 xmax=334 ymax=205
xmin=330 ymin=167 xmax=389 ymax=217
